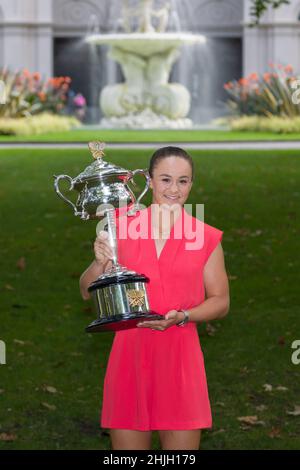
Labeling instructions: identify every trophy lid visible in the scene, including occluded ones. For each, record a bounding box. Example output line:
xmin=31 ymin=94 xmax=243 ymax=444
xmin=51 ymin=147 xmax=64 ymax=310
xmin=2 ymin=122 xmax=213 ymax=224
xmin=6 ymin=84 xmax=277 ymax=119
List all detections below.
xmin=73 ymin=141 xmax=129 ymax=185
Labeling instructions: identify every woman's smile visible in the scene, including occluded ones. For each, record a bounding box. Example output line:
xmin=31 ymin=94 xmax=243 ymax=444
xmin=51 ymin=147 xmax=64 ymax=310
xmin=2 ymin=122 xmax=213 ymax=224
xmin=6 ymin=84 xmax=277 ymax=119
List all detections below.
xmin=149 ymin=156 xmax=193 ymax=207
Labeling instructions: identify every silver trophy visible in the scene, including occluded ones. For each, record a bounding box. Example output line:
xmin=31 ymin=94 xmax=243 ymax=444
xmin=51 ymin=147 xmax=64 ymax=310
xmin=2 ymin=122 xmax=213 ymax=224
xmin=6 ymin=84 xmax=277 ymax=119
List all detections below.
xmin=53 ymin=141 xmax=162 ymax=332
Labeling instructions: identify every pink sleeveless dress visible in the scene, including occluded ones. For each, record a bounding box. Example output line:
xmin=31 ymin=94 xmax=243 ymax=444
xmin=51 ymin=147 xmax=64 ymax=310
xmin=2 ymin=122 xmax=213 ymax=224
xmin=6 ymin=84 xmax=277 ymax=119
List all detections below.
xmin=100 ymin=205 xmax=223 ymax=430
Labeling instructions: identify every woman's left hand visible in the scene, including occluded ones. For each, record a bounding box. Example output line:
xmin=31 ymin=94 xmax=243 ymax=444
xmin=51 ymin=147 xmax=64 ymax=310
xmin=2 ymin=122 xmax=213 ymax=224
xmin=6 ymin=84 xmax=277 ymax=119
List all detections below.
xmin=137 ymin=310 xmax=183 ymax=331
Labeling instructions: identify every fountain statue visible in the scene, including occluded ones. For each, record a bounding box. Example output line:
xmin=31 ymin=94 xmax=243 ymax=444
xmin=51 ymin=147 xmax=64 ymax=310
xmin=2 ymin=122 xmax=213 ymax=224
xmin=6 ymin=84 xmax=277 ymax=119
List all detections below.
xmin=122 ymin=0 xmax=170 ymax=33
xmin=86 ymin=0 xmax=205 ymax=128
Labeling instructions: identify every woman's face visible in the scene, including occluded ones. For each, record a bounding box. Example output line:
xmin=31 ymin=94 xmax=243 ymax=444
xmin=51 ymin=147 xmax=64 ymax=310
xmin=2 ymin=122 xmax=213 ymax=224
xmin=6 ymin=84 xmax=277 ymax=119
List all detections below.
xmin=149 ymin=156 xmax=193 ymax=207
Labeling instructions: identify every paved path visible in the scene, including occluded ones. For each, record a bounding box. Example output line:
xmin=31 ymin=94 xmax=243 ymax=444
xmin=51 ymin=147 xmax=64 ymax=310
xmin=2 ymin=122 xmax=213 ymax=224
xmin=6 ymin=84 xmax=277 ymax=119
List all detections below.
xmin=0 ymin=141 xmax=300 ymax=150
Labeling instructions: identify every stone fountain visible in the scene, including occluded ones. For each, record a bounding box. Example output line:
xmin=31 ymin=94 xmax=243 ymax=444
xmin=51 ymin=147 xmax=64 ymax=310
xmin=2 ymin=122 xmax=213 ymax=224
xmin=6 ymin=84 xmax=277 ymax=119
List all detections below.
xmin=86 ymin=0 xmax=205 ymax=129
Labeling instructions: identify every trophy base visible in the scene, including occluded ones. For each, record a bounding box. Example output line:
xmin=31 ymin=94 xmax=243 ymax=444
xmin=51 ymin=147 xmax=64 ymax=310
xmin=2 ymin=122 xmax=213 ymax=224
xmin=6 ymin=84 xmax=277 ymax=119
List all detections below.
xmin=85 ymin=311 xmax=163 ymax=333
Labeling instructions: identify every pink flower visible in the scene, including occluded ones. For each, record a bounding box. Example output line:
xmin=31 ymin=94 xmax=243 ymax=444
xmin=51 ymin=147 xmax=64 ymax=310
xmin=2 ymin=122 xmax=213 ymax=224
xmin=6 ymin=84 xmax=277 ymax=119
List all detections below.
xmin=73 ymin=93 xmax=86 ymax=107
xmin=284 ymin=64 xmax=293 ymax=74
xmin=263 ymin=73 xmax=271 ymax=83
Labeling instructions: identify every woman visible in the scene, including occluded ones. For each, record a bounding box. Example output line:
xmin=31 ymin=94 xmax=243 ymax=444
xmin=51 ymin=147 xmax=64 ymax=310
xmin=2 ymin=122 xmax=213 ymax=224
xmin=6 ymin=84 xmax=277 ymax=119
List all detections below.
xmin=79 ymin=146 xmax=230 ymax=450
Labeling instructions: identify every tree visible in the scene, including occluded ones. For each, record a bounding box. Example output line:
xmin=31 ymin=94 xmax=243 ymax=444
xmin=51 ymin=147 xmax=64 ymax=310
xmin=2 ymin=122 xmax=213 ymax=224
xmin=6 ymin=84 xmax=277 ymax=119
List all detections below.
xmin=250 ymin=0 xmax=290 ymax=24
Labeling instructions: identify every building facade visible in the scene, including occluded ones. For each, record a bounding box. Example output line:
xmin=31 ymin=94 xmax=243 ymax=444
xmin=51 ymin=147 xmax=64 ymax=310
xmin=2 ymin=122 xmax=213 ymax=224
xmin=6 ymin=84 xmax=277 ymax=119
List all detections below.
xmin=1 ymin=0 xmax=300 ymax=122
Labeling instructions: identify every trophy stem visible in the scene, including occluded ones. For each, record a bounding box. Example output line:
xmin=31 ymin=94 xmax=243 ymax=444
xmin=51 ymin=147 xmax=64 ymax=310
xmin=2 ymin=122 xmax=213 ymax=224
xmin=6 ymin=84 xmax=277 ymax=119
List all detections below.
xmin=106 ymin=208 xmax=119 ymax=268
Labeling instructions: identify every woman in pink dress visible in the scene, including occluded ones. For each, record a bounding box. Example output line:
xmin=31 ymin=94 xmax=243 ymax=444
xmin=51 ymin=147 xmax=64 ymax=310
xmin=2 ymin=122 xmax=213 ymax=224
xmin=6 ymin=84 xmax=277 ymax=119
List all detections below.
xmin=79 ymin=146 xmax=230 ymax=450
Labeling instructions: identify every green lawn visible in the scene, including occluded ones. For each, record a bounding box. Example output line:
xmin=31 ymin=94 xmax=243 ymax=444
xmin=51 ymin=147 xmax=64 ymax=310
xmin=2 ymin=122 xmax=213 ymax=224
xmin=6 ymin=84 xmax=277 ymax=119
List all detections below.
xmin=1 ymin=128 xmax=300 ymax=142
xmin=0 ymin=148 xmax=299 ymax=450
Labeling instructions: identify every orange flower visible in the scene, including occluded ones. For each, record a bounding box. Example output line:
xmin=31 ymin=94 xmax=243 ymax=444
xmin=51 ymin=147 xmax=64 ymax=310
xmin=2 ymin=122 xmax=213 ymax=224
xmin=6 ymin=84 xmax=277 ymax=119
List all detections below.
xmin=263 ymin=73 xmax=271 ymax=83
xmin=38 ymin=92 xmax=47 ymax=102
xmin=248 ymin=73 xmax=259 ymax=81
xmin=22 ymin=68 xmax=31 ymax=78
xmin=33 ymin=72 xmax=41 ymax=81
xmin=284 ymin=64 xmax=293 ymax=73
xmin=224 ymin=82 xmax=233 ymax=90
xmin=238 ymin=78 xmax=248 ymax=87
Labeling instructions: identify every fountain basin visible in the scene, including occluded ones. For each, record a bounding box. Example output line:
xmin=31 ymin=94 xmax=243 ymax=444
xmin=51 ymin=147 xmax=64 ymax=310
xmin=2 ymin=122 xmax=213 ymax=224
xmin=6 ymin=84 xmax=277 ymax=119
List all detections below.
xmin=86 ymin=32 xmax=205 ymax=57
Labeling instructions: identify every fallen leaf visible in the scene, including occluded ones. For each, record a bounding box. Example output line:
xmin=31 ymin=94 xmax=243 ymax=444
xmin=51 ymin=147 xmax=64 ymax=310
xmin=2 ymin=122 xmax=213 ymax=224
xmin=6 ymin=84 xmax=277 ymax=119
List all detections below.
xmin=206 ymin=323 xmax=216 ymax=336
xmin=0 ymin=433 xmax=17 ymax=441
xmin=234 ymin=228 xmax=250 ymax=236
xmin=237 ymin=416 xmax=265 ymax=426
xmin=41 ymin=402 xmax=56 ymax=411
xmin=276 ymin=386 xmax=288 ymax=392
xmin=42 ymin=385 xmax=57 ymax=394
xmin=263 ymin=384 xmax=273 ymax=392
xmin=256 ymin=405 xmax=267 ymax=411
xmin=216 ymin=402 xmax=225 ymax=407
xmin=28 ymin=244 xmax=39 ymax=250
xmin=4 ymin=284 xmax=14 ymax=291
xmin=0 ymin=389 xmax=4 ymax=394
xmin=286 ymin=405 xmax=300 ymax=416
xmin=250 ymin=229 xmax=263 ymax=237
xmin=228 ymin=275 xmax=238 ymax=280
xmin=237 ymin=416 xmax=258 ymax=425
xmin=13 ymin=339 xmax=25 ymax=346
xmin=83 ymin=306 xmax=93 ymax=314
xmin=268 ymin=427 xmax=281 ymax=438
xmin=16 ymin=257 xmax=26 ymax=270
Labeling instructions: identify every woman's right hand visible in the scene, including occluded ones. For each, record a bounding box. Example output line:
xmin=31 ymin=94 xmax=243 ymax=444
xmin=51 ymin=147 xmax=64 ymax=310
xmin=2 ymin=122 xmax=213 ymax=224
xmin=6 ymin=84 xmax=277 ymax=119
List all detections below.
xmin=94 ymin=231 xmax=113 ymax=266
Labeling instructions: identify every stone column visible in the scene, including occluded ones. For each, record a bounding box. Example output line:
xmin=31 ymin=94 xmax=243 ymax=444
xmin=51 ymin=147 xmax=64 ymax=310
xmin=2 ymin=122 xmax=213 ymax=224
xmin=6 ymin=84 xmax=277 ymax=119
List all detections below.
xmin=0 ymin=0 xmax=53 ymax=78
xmin=243 ymin=0 xmax=300 ymax=75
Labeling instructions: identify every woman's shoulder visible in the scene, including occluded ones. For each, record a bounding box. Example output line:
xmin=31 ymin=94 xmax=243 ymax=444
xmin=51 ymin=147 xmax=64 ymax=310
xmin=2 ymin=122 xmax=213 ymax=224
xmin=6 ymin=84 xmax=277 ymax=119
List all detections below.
xmin=183 ymin=209 xmax=223 ymax=235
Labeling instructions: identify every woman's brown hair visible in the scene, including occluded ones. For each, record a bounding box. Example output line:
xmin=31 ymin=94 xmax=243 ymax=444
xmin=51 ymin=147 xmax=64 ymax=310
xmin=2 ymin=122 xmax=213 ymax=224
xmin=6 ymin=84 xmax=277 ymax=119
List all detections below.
xmin=148 ymin=146 xmax=194 ymax=180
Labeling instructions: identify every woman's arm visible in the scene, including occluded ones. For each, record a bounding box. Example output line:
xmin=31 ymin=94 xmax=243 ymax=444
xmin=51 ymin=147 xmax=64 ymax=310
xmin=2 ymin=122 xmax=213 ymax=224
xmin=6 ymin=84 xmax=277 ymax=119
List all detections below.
xmin=79 ymin=260 xmax=112 ymax=300
xmin=79 ymin=232 xmax=113 ymax=300
xmin=137 ymin=242 xmax=230 ymax=330
xmin=186 ymin=243 xmax=230 ymax=324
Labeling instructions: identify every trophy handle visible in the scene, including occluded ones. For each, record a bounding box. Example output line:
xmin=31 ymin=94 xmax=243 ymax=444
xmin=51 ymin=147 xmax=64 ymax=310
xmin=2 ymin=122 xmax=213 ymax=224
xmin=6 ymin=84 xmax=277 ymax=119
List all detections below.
xmin=127 ymin=169 xmax=150 ymax=216
xmin=53 ymin=174 xmax=88 ymax=219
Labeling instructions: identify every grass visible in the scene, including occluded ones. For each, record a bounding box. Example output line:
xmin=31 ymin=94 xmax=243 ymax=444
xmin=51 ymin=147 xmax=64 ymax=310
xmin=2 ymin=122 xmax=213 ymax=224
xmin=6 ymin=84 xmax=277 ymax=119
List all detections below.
xmin=1 ymin=128 xmax=300 ymax=142
xmin=0 ymin=148 xmax=299 ymax=450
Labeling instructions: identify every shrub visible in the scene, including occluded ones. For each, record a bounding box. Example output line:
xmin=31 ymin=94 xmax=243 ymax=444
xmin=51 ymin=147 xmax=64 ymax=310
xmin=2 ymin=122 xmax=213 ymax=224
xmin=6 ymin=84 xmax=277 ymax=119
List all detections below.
xmin=0 ymin=67 xmax=82 ymax=118
xmin=228 ymin=115 xmax=300 ymax=134
xmin=224 ymin=64 xmax=299 ymax=118
xmin=0 ymin=112 xmax=80 ymax=136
